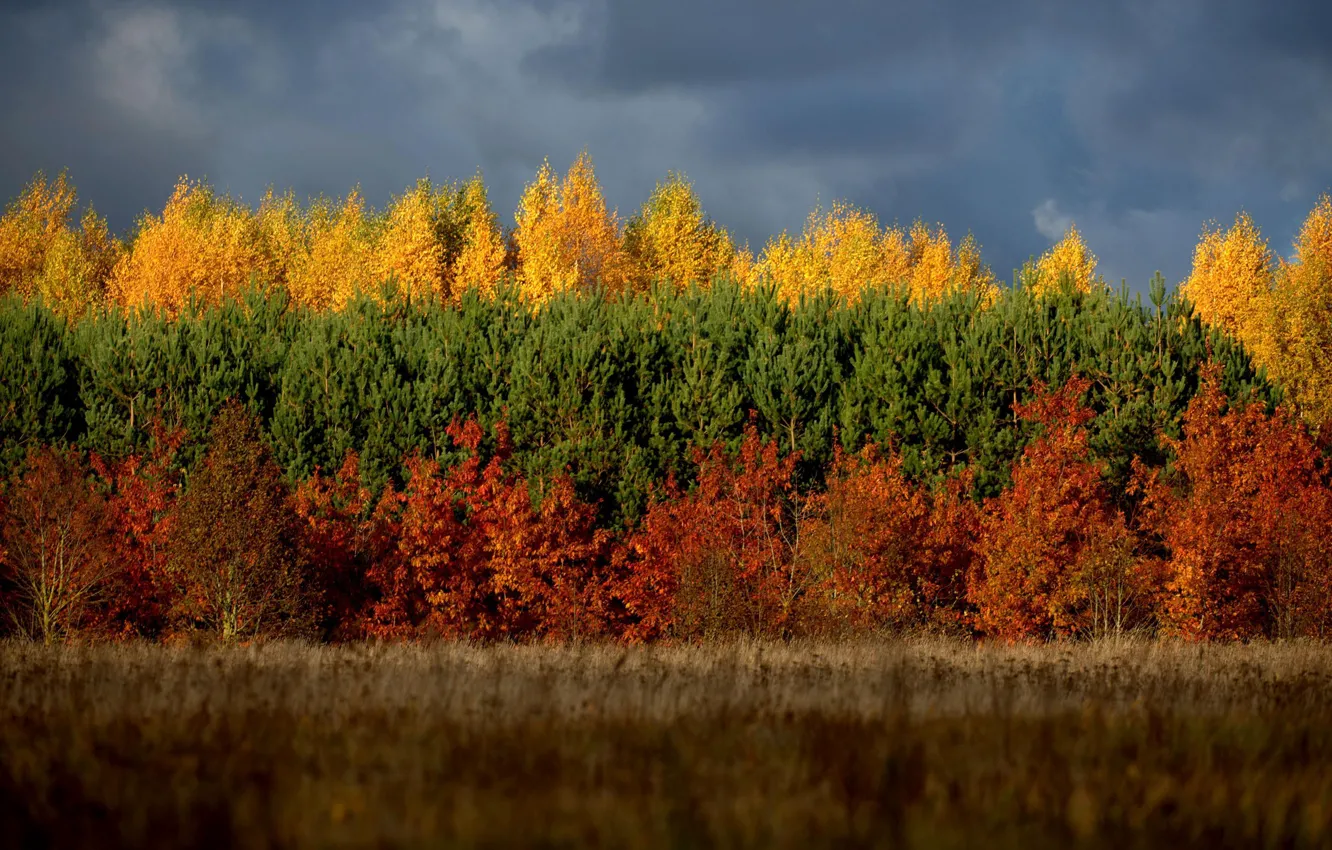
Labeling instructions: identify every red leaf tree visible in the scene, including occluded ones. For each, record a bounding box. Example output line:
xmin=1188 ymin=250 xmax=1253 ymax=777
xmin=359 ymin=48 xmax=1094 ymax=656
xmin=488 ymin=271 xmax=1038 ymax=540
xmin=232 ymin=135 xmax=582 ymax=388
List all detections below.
xmin=612 ymin=425 xmax=810 ymax=642
xmin=88 ymin=419 xmax=185 ymax=639
xmin=364 ymin=419 xmax=611 ymax=641
xmin=1 ymin=446 xmax=115 ymax=642
xmin=801 ymin=443 xmax=978 ymax=635
xmin=1139 ymin=363 xmax=1332 ymax=640
xmin=292 ymin=452 xmax=394 ymax=641
xmin=969 ymin=377 xmax=1153 ymax=642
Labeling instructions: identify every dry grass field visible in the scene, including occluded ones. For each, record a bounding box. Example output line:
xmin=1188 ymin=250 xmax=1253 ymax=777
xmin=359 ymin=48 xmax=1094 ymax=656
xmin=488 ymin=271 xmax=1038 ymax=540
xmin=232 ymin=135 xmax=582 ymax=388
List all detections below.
xmin=3 ymin=638 xmax=1332 ymax=848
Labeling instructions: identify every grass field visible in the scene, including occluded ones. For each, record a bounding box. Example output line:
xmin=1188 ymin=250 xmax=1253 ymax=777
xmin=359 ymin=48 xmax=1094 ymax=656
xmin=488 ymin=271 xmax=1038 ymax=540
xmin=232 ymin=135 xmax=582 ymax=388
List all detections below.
xmin=3 ymin=639 xmax=1332 ymax=848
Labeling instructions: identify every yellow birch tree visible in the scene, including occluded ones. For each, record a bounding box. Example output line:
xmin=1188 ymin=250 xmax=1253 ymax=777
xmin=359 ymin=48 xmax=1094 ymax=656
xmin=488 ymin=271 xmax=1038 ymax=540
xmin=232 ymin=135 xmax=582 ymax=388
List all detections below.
xmin=1269 ymin=195 xmax=1332 ymax=427
xmin=374 ymin=178 xmax=447 ymax=303
xmin=1028 ymin=223 xmax=1101 ymax=296
xmin=624 ymin=172 xmax=734 ymax=292
xmin=514 ymin=151 xmax=628 ymax=304
xmin=450 ymin=174 xmax=507 ymax=299
xmin=1180 ymin=212 xmax=1276 ymax=364
xmin=108 ymin=177 xmax=270 ymax=315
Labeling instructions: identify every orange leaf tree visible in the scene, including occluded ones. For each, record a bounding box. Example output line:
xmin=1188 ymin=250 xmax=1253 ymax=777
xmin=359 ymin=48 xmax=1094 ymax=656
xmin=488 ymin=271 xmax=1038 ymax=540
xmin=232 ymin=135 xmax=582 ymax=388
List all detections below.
xmin=365 ymin=420 xmax=610 ymax=641
xmin=0 ymin=446 xmax=116 ymax=642
xmin=612 ymin=425 xmax=810 ymax=641
xmin=801 ymin=443 xmax=978 ymax=634
xmin=1140 ymin=363 xmax=1332 ymax=639
xmin=970 ymin=377 xmax=1151 ymax=641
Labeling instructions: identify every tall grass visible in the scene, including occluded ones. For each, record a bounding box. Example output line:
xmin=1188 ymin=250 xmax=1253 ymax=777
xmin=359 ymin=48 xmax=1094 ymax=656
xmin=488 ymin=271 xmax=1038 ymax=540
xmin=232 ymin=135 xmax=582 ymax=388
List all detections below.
xmin=4 ymin=638 xmax=1331 ymax=847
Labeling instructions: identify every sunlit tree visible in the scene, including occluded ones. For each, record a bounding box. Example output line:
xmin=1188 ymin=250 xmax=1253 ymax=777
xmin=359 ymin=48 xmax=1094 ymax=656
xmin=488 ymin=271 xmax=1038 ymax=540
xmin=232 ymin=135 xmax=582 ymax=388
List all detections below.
xmin=624 ymin=172 xmax=734 ymax=292
xmin=451 ymin=174 xmax=507 ymax=299
xmin=108 ymin=177 xmax=271 ymax=315
xmin=0 ymin=171 xmax=118 ymax=318
xmin=1268 ymin=195 xmax=1332 ymax=428
xmin=1027 ymin=223 xmax=1102 ymax=296
xmin=514 ymin=151 xmax=628 ymax=304
xmin=287 ymin=189 xmax=378 ymax=311
xmin=1180 ymin=212 xmax=1276 ymax=364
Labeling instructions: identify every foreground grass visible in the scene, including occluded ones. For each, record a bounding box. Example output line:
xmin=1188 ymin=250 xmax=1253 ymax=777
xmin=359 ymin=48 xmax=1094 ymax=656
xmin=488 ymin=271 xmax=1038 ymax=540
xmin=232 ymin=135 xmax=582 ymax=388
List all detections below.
xmin=3 ymin=639 xmax=1332 ymax=848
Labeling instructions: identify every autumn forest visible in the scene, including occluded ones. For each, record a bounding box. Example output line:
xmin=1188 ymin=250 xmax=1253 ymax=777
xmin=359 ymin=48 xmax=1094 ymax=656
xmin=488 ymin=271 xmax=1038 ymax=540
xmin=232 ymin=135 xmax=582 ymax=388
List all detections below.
xmin=3 ymin=154 xmax=1332 ymax=646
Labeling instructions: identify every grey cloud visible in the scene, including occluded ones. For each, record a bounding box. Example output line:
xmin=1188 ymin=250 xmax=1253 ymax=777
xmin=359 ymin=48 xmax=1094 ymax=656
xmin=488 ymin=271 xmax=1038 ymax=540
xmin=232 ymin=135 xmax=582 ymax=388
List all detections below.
xmin=2 ymin=0 xmax=1330 ymax=295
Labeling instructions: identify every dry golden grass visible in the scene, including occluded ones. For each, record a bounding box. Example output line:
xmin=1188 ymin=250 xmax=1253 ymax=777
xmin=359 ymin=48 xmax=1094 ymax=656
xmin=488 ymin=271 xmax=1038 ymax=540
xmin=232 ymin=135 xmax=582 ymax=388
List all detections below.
xmin=4 ymin=637 xmax=1332 ymax=848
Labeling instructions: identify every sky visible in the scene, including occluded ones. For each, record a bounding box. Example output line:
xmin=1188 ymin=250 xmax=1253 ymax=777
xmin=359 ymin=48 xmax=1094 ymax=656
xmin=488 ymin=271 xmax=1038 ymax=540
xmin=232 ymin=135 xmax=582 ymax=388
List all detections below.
xmin=2 ymin=0 xmax=1330 ymax=291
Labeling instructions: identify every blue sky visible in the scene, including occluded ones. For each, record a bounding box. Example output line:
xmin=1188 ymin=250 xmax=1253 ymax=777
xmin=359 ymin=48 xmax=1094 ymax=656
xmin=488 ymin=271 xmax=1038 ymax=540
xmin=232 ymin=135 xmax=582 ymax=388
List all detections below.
xmin=2 ymin=0 xmax=1330 ymax=290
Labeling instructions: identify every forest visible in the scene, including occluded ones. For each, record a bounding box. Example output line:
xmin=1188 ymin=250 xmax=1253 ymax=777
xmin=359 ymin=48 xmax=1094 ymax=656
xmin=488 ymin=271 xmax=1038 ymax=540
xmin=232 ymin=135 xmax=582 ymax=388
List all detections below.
xmin=3 ymin=154 xmax=1332 ymax=645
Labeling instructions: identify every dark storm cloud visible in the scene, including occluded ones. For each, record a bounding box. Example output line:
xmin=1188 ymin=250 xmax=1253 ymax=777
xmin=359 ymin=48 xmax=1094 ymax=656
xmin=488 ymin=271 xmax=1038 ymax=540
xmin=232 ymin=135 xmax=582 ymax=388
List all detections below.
xmin=2 ymin=0 xmax=1330 ymax=290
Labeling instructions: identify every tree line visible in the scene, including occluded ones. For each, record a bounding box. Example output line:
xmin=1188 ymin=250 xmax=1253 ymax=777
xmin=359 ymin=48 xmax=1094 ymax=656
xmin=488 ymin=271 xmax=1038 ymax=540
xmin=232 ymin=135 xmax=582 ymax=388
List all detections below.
xmin=5 ymin=278 xmax=1329 ymax=644
xmin=2 ymin=361 xmax=1329 ymax=646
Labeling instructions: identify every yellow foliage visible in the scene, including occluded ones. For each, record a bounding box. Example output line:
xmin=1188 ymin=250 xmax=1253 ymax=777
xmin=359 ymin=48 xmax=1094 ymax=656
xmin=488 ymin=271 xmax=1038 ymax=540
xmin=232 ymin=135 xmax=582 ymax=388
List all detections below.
xmin=728 ymin=243 xmax=759 ymax=289
xmin=254 ymin=188 xmax=305 ymax=291
xmin=1029 ymin=224 xmax=1101 ymax=296
xmin=108 ymin=177 xmax=270 ymax=315
xmin=1180 ymin=212 xmax=1276 ymax=363
xmin=514 ymin=152 xmax=628 ymax=304
xmin=0 ymin=171 xmax=122 ymax=318
xmin=752 ymin=205 xmax=994 ymax=306
xmin=451 ymin=175 xmax=507 ymax=300
xmin=0 ymin=171 xmax=78 ymax=298
xmin=906 ymin=221 xmax=956 ymax=303
xmin=375 ymin=179 xmax=446 ymax=303
xmin=36 ymin=208 xmax=121 ymax=319
xmin=905 ymin=221 xmax=996 ymax=306
xmin=754 ymin=202 xmax=909 ymax=303
xmin=1268 ymin=195 xmax=1332 ymax=427
xmin=624 ymin=172 xmax=734 ymax=292
xmin=287 ymin=190 xmax=377 ymax=311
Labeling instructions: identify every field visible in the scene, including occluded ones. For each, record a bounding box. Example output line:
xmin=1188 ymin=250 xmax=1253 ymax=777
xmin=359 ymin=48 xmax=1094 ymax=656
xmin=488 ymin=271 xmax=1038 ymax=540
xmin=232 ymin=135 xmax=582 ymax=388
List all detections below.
xmin=4 ymin=639 xmax=1332 ymax=848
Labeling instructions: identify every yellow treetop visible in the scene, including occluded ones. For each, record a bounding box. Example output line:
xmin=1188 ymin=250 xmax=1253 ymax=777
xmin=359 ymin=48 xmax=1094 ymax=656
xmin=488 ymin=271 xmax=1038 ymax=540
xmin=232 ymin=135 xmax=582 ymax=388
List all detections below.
xmin=36 ymin=207 xmax=121 ymax=319
xmin=1030 ymin=223 xmax=1101 ymax=296
xmin=287 ymin=190 xmax=377 ymax=311
xmin=905 ymin=220 xmax=996 ymax=306
xmin=1268 ymin=194 xmax=1332 ymax=427
xmin=451 ymin=174 xmax=507 ymax=300
xmin=514 ymin=151 xmax=628 ymax=304
xmin=254 ymin=188 xmax=304 ymax=292
xmin=755 ymin=202 xmax=909 ymax=304
xmin=624 ymin=172 xmax=734 ymax=292
xmin=0 ymin=170 xmax=79 ymax=299
xmin=108 ymin=177 xmax=270 ymax=315
xmin=375 ymin=178 xmax=447 ymax=303
xmin=1180 ymin=212 xmax=1275 ymax=362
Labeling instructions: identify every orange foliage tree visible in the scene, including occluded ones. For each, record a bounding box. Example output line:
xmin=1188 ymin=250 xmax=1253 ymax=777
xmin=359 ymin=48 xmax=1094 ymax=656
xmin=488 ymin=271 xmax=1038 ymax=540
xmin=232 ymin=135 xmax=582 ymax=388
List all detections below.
xmin=109 ymin=177 xmax=273 ymax=316
xmin=365 ymin=420 xmax=611 ymax=641
xmin=801 ymin=443 xmax=978 ymax=634
xmin=1138 ymin=363 xmax=1332 ymax=640
xmin=0 ymin=446 xmax=116 ymax=642
xmin=87 ymin=420 xmax=185 ymax=639
xmin=970 ymin=377 xmax=1152 ymax=641
xmin=612 ymin=426 xmax=812 ymax=642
